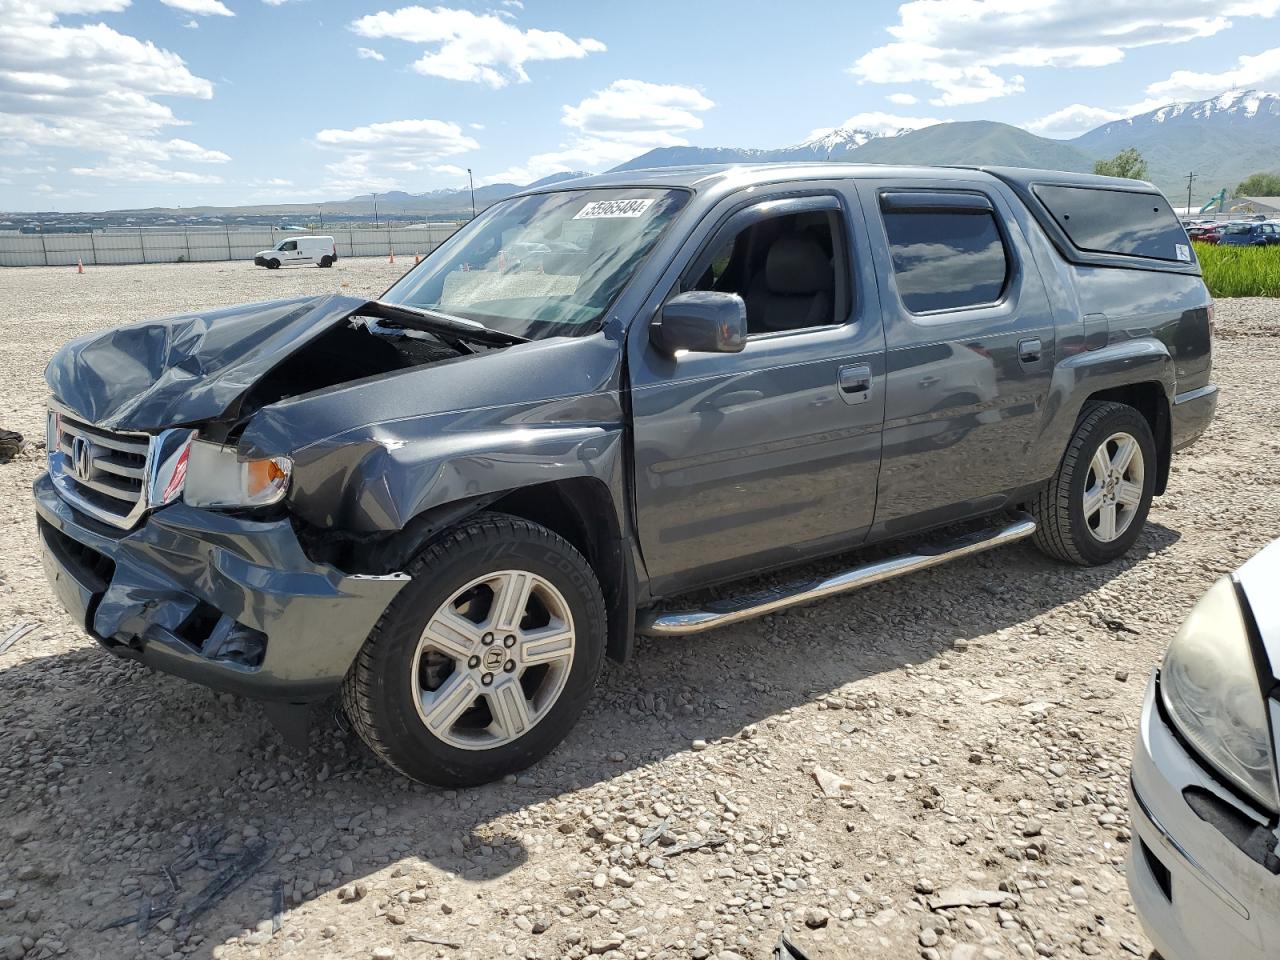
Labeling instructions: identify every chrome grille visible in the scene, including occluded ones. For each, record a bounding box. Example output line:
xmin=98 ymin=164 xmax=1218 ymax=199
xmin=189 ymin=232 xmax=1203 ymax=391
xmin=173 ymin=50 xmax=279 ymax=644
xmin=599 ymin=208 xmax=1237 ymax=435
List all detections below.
xmin=48 ymin=409 xmax=151 ymax=528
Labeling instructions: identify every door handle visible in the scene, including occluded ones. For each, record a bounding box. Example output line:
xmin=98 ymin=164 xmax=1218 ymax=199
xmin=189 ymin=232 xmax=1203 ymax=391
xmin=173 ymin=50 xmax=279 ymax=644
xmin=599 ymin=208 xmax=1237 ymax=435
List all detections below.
xmin=837 ymin=364 xmax=873 ymax=405
xmin=1018 ymin=338 xmax=1042 ymax=364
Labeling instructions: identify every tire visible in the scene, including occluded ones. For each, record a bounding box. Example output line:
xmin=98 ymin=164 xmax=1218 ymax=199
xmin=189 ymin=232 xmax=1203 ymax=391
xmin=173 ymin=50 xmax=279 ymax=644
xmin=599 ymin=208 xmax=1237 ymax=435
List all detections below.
xmin=267 ymin=258 xmax=280 ymax=270
xmin=341 ymin=512 xmax=606 ymax=787
xmin=1030 ymin=401 xmax=1157 ymax=566
xmin=318 ymin=256 xmax=333 ymax=268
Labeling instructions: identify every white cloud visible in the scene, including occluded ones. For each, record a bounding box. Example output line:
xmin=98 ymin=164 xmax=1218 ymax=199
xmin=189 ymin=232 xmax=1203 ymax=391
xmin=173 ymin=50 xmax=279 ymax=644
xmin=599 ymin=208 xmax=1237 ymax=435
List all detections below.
xmin=482 ymin=79 xmax=713 ymax=184
xmin=315 ymin=118 xmax=477 ymax=153
xmin=356 ymin=46 xmax=385 ymax=60
xmin=160 ymin=0 xmax=233 ymax=15
xmin=314 ymin=117 xmax=478 ymax=194
xmin=886 ymin=92 xmax=918 ymax=105
xmin=350 ymin=6 xmax=605 ymax=88
xmin=0 ymin=0 xmax=228 ymax=190
xmin=182 ymin=17 xmax=199 ymax=27
xmin=70 ymin=160 xmax=223 ymax=183
xmin=851 ymin=1 xmax=1280 ymax=105
xmin=562 ymin=79 xmax=713 ymax=142
xmin=1145 ymin=45 xmax=1280 ymax=100
xmin=1026 ymin=103 xmax=1129 ymax=137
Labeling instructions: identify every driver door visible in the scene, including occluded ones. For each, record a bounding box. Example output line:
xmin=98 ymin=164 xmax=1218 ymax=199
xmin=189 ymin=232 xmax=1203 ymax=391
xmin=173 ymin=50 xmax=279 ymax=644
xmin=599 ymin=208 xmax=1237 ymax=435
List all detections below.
xmin=627 ymin=187 xmax=886 ymax=597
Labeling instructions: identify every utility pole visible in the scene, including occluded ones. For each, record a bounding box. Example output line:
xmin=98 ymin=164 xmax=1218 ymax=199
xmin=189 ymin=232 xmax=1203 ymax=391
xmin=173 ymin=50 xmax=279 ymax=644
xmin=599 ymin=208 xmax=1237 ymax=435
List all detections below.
xmin=467 ymin=168 xmax=476 ymax=220
xmin=372 ymin=193 xmax=379 ymax=227
xmin=1185 ymin=171 xmax=1197 ymax=215
xmin=318 ymin=204 xmax=324 ymax=228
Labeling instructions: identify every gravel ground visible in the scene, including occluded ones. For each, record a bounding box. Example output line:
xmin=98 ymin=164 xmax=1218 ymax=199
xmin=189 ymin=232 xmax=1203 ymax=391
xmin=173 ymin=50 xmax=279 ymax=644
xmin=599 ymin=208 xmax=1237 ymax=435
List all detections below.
xmin=1 ymin=259 xmax=1278 ymax=960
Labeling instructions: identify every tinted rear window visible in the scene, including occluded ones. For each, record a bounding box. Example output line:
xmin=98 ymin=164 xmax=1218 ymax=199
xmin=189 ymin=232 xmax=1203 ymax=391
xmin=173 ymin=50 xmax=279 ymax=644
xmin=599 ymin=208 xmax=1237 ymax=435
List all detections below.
xmin=1034 ymin=185 xmax=1187 ymax=261
xmin=882 ymin=209 xmax=1010 ymax=313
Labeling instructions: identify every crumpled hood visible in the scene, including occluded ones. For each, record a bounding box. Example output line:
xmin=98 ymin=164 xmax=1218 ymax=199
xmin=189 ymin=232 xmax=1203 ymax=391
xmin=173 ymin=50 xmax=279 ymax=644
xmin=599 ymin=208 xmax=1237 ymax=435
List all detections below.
xmin=45 ymin=293 xmax=368 ymax=431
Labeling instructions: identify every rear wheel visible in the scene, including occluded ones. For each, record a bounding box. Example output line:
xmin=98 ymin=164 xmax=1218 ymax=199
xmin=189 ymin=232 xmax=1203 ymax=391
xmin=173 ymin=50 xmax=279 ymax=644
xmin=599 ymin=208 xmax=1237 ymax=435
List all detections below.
xmin=1030 ymin=401 xmax=1156 ymax=566
xmin=266 ymin=258 xmax=280 ymax=269
xmin=318 ymin=255 xmax=334 ymax=268
xmin=341 ymin=513 xmax=606 ymax=786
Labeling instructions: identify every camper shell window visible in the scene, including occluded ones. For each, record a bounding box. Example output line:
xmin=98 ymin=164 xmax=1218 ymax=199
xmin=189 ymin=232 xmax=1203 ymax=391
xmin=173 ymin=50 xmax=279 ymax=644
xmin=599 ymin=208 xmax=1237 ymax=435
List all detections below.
xmin=1032 ymin=185 xmax=1188 ymax=262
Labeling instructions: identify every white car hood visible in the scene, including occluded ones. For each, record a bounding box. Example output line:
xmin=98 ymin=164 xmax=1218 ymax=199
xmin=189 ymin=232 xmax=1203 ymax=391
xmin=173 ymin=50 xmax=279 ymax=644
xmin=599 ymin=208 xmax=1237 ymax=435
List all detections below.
xmin=1236 ymin=539 xmax=1280 ymax=675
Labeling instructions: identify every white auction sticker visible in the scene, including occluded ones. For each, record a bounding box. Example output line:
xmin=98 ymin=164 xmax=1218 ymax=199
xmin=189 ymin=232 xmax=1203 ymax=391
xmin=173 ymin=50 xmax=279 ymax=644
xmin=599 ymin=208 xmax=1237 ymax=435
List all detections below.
xmin=573 ymin=198 xmax=655 ymax=220
xmin=1175 ymin=243 xmax=1191 ymax=262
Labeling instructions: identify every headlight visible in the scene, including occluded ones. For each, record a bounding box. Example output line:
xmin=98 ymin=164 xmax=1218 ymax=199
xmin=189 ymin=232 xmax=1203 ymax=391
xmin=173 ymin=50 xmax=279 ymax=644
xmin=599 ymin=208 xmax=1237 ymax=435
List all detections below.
xmin=182 ymin=440 xmax=292 ymax=508
xmin=1161 ymin=576 xmax=1278 ymax=812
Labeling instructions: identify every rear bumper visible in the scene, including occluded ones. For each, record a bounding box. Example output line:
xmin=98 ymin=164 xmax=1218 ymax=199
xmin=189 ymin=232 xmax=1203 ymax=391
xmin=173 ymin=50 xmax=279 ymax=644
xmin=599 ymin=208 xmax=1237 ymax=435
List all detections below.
xmin=34 ymin=471 xmax=407 ymax=702
xmin=1172 ymin=383 xmax=1218 ymax=452
xmin=1127 ymin=672 xmax=1278 ymax=960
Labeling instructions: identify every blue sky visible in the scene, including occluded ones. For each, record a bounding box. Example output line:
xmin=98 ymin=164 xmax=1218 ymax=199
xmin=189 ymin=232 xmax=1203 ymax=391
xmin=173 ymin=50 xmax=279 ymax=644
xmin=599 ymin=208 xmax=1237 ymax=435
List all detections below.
xmin=4 ymin=0 xmax=1280 ymax=210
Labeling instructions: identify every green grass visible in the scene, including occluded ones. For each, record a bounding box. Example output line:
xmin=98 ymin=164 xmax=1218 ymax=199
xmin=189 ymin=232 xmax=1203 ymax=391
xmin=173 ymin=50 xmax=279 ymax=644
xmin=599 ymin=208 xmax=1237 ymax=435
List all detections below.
xmin=1194 ymin=242 xmax=1280 ymax=298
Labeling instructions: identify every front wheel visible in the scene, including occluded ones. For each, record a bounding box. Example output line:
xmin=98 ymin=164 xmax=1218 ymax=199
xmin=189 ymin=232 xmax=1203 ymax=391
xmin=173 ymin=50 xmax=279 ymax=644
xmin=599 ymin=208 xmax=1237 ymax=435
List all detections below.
xmin=266 ymin=258 xmax=280 ymax=269
xmin=341 ymin=513 xmax=606 ymax=786
xmin=1030 ymin=401 xmax=1156 ymax=566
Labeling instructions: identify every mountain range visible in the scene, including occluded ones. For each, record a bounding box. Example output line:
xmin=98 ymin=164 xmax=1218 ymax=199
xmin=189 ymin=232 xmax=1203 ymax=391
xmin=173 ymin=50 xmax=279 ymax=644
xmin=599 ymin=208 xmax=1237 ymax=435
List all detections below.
xmin=18 ymin=90 xmax=1280 ymax=219
xmin=611 ymin=90 xmax=1280 ymax=205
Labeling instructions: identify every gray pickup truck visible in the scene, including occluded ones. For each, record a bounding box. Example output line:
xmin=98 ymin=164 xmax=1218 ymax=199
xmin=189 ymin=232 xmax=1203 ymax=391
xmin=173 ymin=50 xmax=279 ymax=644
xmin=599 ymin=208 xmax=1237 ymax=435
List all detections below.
xmin=35 ymin=163 xmax=1216 ymax=786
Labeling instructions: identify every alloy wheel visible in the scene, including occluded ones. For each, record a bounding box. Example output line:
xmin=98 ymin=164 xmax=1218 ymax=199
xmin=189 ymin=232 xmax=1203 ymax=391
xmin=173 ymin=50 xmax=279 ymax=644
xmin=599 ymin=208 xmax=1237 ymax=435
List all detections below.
xmin=410 ymin=570 xmax=576 ymax=750
xmin=1083 ymin=431 xmax=1144 ymax=543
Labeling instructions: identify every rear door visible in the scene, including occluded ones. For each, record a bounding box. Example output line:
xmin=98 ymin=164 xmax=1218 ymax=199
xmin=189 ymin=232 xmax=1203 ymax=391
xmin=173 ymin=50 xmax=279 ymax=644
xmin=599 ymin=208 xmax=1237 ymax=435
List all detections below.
xmin=855 ymin=177 xmax=1055 ymax=534
xmin=627 ymin=184 xmax=886 ymax=596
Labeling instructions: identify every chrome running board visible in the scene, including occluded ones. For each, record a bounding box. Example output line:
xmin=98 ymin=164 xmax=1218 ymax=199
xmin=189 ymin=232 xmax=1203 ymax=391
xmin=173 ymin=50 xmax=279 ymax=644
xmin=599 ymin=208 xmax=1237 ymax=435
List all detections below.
xmin=636 ymin=513 xmax=1037 ymax=637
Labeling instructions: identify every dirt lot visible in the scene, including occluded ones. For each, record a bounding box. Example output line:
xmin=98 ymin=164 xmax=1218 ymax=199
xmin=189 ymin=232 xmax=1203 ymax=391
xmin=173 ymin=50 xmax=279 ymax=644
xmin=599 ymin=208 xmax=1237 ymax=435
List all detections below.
xmin=0 ymin=258 xmax=1277 ymax=960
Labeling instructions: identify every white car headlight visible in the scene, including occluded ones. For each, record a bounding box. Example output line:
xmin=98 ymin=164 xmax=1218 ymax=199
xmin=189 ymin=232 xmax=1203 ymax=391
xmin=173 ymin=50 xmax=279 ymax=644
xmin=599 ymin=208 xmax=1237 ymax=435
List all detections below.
xmin=1161 ymin=576 xmax=1279 ymax=812
xmin=182 ymin=440 xmax=292 ymax=508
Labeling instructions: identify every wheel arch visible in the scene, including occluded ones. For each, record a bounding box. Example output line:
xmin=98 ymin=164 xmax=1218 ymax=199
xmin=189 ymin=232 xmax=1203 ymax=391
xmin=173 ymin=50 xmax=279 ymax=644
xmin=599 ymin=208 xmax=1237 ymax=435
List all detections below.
xmin=1079 ymin=381 xmax=1171 ymax=495
xmin=486 ymin=479 xmax=635 ymax=665
xmin=297 ymin=477 xmax=636 ymax=665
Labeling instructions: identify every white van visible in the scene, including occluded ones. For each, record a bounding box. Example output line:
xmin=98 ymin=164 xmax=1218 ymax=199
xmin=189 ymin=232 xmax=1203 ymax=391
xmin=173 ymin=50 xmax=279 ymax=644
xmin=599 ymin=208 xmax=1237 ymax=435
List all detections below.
xmin=253 ymin=235 xmax=337 ymax=269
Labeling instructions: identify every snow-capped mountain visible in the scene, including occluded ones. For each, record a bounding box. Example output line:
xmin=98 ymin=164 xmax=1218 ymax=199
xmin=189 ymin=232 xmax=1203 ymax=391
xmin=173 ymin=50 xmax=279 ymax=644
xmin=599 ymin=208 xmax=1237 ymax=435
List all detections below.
xmin=1074 ymin=89 xmax=1280 ymax=146
xmin=793 ymin=126 xmax=885 ymax=158
xmin=1069 ymin=90 xmax=1280 ymax=198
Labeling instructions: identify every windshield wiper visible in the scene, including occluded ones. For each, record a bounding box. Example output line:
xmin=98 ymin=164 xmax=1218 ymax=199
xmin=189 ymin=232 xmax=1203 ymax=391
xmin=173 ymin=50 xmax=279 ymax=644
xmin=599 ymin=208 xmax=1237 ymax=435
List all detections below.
xmin=364 ymin=300 xmax=529 ymax=347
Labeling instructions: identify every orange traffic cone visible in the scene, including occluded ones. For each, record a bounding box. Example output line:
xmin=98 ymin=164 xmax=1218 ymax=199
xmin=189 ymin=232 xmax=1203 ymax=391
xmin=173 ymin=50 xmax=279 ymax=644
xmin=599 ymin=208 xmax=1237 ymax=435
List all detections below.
xmin=388 ymin=250 xmax=395 ymax=264
xmin=76 ymin=258 xmax=84 ymax=274
xmin=414 ymin=251 xmax=421 ymax=265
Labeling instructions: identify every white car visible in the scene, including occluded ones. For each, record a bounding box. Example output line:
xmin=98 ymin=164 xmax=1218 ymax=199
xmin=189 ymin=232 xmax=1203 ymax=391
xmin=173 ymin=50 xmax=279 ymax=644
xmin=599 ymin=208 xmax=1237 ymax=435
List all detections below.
xmin=1128 ymin=540 xmax=1280 ymax=960
xmin=253 ymin=235 xmax=337 ymax=269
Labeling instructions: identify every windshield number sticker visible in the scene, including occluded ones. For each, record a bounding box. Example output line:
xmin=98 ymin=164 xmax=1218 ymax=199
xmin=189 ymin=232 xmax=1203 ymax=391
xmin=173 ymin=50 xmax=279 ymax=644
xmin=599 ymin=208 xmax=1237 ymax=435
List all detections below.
xmin=1175 ymin=243 xmax=1191 ymax=262
xmin=573 ymin=198 xmax=655 ymax=220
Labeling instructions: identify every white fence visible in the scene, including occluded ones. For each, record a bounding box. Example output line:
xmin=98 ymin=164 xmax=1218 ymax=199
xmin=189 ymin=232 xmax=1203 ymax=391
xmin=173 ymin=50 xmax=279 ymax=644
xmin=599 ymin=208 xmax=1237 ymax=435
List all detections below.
xmin=0 ymin=224 xmax=464 ymax=267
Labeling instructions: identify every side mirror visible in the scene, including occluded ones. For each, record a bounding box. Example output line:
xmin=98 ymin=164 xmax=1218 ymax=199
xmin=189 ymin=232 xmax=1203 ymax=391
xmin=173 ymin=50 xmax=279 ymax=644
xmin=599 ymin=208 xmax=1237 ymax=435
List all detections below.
xmin=650 ymin=291 xmax=747 ymax=355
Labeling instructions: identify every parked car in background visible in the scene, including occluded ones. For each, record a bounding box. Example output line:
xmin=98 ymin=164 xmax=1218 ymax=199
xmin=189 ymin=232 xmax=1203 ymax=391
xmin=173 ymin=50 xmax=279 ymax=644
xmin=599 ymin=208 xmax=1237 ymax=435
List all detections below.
xmin=253 ymin=235 xmax=337 ymax=269
xmin=1217 ymin=222 xmax=1280 ymax=246
xmin=1187 ymin=224 xmax=1223 ymax=244
xmin=1128 ymin=541 xmax=1280 ymax=960
xmin=36 ymin=164 xmax=1216 ymax=787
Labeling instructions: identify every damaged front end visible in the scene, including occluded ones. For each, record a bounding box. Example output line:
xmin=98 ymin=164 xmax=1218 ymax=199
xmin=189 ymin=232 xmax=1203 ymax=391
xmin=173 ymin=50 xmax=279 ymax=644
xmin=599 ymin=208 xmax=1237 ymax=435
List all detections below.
xmin=34 ymin=294 xmax=499 ymax=708
xmin=35 ymin=290 xmax=627 ymax=727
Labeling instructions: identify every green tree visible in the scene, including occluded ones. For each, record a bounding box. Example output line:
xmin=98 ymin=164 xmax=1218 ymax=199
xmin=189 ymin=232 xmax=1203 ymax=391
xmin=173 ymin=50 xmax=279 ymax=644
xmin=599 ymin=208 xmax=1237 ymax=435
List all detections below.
xmin=1235 ymin=172 xmax=1280 ymax=197
xmin=1094 ymin=148 xmax=1149 ymax=181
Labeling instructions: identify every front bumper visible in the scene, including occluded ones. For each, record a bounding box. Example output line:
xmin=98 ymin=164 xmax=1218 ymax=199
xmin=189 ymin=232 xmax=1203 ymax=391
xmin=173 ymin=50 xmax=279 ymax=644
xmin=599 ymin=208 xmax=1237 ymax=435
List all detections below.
xmin=1172 ymin=383 xmax=1218 ymax=452
xmin=1127 ymin=672 xmax=1279 ymax=960
xmin=35 ymin=471 xmax=407 ymax=702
